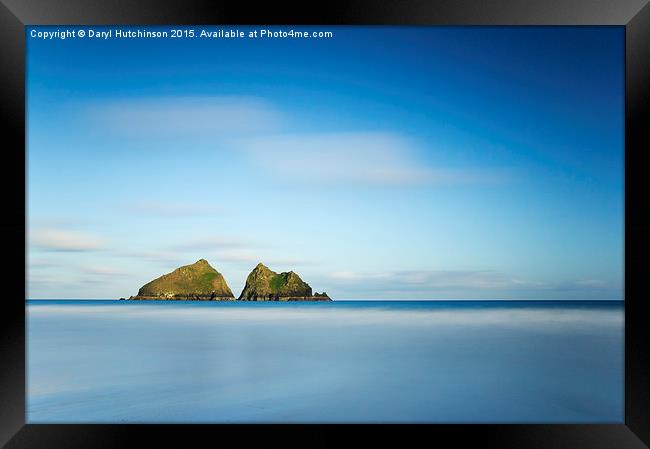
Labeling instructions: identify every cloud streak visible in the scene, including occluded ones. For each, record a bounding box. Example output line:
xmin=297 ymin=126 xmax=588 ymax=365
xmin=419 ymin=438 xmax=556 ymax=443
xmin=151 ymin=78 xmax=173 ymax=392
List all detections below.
xmin=323 ymin=269 xmax=620 ymax=299
xmin=327 ymin=269 xmax=539 ymax=290
xmin=81 ymin=265 xmax=129 ymax=277
xmin=122 ymin=201 xmax=222 ymax=218
xmin=86 ymin=96 xmax=284 ymax=138
xmin=84 ymin=97 xmax=512 ymax=188
xmin=168 ymin=237 xmax=251 ymax=252
xmin=30 ymin=229 xmax=106 ymax=252
xmin=236 ymin=132 xmax=511 ymax=187
xmin=115 ymin=250 xmax=186 ymax=268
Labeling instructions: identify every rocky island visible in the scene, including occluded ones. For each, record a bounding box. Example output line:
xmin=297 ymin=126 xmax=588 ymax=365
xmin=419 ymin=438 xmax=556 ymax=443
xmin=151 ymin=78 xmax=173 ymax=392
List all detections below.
xmin=128 ymin=259 xmax=331 ymax=301
xmin=129 ymin=259 xmax=235 ymax=300
xmin=239 ymin=263 xmax=331 ymax=301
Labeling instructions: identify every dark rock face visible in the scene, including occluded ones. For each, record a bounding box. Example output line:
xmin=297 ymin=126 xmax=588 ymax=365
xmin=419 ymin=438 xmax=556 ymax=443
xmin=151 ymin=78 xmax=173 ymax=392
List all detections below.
xmin=239 ymin=263 xmax=332 ymax=301
xmin=129 ymin=259 xmax=235 ymax=300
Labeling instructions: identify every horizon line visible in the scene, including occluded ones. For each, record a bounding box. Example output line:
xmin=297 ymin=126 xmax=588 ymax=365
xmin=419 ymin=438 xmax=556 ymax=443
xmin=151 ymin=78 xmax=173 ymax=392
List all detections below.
xmin=25 ymin=298 xmax=624 ymax=302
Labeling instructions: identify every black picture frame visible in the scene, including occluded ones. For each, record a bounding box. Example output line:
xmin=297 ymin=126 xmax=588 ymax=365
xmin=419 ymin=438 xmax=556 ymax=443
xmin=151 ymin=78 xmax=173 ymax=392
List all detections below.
xmin=1 ymin=1 xmax=648 ymax=447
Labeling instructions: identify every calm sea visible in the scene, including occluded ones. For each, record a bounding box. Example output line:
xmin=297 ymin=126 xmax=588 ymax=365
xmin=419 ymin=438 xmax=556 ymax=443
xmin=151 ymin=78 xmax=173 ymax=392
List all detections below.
xmin=26 ymin=300 xmax=623 ymax=423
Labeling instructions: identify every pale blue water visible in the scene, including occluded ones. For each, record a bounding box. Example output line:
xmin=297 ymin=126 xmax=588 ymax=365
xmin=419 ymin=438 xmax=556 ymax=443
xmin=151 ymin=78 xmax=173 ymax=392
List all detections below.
xmin=27 ymin=300 xmax=623 ymax=423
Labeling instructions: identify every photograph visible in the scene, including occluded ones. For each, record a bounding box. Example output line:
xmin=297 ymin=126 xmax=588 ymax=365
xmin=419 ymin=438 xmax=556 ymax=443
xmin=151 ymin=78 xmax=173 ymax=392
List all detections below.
xmin=26 ymin=25 xmax=625 ymax=424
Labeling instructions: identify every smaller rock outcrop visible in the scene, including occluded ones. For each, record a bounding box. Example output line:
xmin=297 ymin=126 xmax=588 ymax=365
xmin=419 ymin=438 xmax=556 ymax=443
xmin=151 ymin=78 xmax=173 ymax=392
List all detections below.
xmin=238 ymin=263 xmax=332 ymax=301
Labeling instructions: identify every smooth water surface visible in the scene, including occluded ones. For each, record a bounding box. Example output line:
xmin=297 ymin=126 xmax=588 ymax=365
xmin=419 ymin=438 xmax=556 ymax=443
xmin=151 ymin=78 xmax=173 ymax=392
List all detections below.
xmin=27 ymin=300 xmax=623 ymax=423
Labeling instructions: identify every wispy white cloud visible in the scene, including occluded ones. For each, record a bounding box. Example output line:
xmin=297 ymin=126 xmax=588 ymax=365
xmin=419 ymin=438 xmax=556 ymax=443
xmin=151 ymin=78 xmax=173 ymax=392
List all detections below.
xmin=236 ymin=132 xmax=511 ymax=186
xmin=322 ymin=269 xmax=620 ymax=299
xmin=169 ymin=236 xmax=251 ymax=252
xmin=85 ymin=98 xmax=511 ymax=188
xmin=116 ymin=250 xmax=186 ymax=268
xmin=112 ymin=247 xmax=277 ymax=270
xmin=166 ymin=237 xmax=312 ymax=269
xmin=28 ymin=258 xmax=57 ymax=269
xmin=86 ymin=96 xmax=284 ymax=138
xmin=327 ymin=269 xmax=538 ymax=291
xmin=122 ymin=201 xmax=222 ymax=218
xmin=81 ymin=265 xmax=129 ymax=277
xmin=27 ymin=255 xmax=134 ymax=298
xmin=210 ymin=249 xmax=311 ymax=269
xmin=211 ymin=248 xmax=260 ymax=264
xmin=573 ymin=279 xmax=609 ymax=288
xmin=29 ymin=216 xmax=98 ymax=228
xmin=30 ymin=229 xmax=106 ymax=252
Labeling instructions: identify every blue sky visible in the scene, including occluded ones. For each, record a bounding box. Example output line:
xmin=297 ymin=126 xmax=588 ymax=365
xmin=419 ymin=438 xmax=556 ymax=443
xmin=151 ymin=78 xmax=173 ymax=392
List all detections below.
xmin=26 ymin=26 xmax=624 ymax=299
